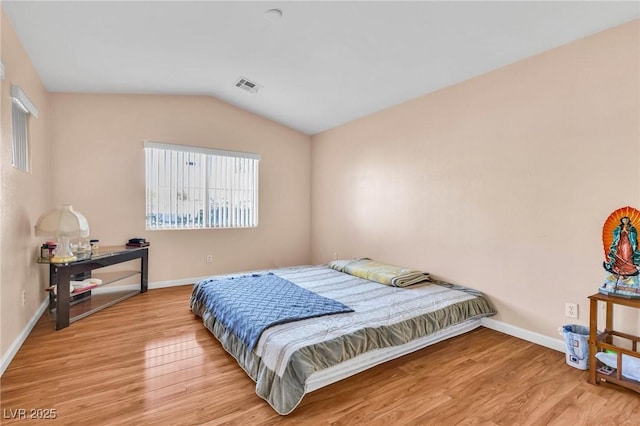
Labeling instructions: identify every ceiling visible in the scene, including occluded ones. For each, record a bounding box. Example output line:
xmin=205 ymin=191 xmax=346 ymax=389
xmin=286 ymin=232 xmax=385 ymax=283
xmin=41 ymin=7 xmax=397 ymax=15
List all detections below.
xmin=3 ymin=1 xmax=639 ymax=135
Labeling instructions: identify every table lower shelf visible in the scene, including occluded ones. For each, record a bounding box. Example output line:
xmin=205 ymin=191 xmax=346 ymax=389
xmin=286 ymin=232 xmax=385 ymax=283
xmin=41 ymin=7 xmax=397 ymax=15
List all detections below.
xmin=593 ymin=363 xmax=640 ymax=393
xmin=49 ymin=288 xmax=140 ymax=324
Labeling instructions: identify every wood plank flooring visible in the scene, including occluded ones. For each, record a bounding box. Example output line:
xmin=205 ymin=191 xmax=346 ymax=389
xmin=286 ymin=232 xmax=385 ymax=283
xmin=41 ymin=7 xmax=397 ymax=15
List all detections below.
xmin=1 ymin=285 xmax=638 ymax=425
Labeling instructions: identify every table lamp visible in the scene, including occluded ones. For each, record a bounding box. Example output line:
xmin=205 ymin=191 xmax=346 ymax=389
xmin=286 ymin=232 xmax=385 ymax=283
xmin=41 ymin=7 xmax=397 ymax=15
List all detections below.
xmin=35 ymin=204 xmax=90 ymax=263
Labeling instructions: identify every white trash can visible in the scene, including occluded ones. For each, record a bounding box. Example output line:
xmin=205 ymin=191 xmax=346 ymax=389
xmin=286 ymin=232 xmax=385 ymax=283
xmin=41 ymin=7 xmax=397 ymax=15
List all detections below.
xmin=561 ymin=324 xmax=590 ymax=370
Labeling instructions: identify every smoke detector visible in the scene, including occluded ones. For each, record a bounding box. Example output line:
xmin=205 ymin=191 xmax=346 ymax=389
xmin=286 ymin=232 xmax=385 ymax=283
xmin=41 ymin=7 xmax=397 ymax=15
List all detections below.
xmin=264 ymin=9 xmax=283 ymax=21
xmin=234 ymin=77 xmax=262 ymax=94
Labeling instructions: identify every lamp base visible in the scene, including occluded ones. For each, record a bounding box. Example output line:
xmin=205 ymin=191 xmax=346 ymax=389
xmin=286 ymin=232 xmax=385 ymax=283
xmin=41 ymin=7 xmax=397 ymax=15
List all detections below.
xmin=50 ymin=255 xmax=77 ymax=264
xmin=50 ymin=234 xmax=77 ymax=263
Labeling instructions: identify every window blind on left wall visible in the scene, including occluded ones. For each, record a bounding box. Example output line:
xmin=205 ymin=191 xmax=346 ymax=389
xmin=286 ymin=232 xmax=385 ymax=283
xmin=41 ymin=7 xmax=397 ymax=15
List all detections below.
xmin=12 ymin=102 xmax=28 ymax=171
xmin=11 ymin=85 xmax=38 ymax=172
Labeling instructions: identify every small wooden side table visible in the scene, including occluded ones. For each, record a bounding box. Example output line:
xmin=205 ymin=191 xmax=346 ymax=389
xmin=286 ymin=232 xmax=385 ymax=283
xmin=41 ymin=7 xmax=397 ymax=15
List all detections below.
xmin=588 ymin=292 xmax=640 ymax=393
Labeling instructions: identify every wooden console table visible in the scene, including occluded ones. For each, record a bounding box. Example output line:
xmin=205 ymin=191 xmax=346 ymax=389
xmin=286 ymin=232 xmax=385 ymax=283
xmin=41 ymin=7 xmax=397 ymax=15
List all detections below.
xmin=588 ymin=293 xmax=640 ymax=393
xmin=39 ymin=246 xmax=148 ymax=330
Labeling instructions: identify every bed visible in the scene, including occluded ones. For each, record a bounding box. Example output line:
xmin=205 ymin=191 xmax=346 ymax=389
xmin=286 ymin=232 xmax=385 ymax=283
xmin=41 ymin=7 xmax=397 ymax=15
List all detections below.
xmin=190 ymin=260 xmax=496 ymax=415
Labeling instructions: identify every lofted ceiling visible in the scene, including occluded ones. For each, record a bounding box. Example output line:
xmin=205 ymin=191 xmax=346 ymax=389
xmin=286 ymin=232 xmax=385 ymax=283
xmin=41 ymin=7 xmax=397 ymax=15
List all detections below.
xmin=3 ymin=1 xmax=639 ymax=135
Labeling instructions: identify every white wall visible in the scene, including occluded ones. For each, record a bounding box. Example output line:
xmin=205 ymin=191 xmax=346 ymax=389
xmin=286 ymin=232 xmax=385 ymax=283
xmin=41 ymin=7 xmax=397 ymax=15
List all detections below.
xmin=311 ymin=20 xmax=640 ymax=340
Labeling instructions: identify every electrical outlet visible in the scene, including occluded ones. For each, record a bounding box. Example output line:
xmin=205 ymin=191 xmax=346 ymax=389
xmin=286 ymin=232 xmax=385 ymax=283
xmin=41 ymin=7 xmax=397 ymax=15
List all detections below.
xmin=565 ymin=302 xmax=579 ymax=319
xmin=206 ymin=254 xmax=213 ymax=263
xmin=21 ymin=290 xmax=26 ymax=306
xmin=333 ymin=252 xmax=338 ymax=261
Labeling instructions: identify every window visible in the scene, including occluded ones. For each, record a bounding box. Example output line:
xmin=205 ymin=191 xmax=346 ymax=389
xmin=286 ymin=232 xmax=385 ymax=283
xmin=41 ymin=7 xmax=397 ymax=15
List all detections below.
xmin=144 ymin=141 xmax=260 ymax=230
xmin=11 ymin=85 xmax=39 ymax=172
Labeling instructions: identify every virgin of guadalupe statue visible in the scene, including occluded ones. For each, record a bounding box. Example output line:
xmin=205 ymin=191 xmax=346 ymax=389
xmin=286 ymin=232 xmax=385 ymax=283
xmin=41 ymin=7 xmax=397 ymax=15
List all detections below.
xmin=600 ymin=206 xmax=640 ymax=297
xmin=604 ymin=216 xmax=640 ymax=275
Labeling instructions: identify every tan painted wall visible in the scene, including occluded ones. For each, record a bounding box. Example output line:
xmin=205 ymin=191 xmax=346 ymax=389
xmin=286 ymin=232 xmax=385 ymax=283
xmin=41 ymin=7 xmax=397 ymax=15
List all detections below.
xmin=48 ymin=93 xmax=311 ymax=283
xmin=311 ymin=20 xmax=640 ymax=339
xmin=0 ymin=10 xmax=51 ymax=357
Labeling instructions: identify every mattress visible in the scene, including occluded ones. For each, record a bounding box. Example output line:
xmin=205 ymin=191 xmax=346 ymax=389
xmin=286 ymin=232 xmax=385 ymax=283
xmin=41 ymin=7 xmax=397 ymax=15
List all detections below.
xmin=190 ymin=265 xmax=496 ymax=414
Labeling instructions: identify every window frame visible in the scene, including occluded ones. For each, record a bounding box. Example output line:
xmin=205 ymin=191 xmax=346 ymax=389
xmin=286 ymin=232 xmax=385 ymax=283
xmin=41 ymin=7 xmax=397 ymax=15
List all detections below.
xmin=144 ymin=141 xmax=260 ymax=230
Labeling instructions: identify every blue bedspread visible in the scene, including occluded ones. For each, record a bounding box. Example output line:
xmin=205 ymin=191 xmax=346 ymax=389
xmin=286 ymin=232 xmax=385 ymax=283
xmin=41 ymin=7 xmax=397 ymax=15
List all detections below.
xmin=193 ymin=273 xmax=354 ymax=351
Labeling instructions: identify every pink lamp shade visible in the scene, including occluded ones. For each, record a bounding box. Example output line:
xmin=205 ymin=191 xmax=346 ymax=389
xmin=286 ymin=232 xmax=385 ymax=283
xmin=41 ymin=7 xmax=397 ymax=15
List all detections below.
xmin=35 ymin=204 xmax=90 ymax=263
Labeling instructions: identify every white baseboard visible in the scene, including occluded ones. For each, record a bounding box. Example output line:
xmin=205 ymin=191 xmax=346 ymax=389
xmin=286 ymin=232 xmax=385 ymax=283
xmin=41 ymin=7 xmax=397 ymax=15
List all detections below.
xmin=148 ymin=276 xmax=203 ymax=289
xmin=1 ymin=298 xmax=49 ymax=376
xmin=481 ymin=317 xmax=565 ymax=353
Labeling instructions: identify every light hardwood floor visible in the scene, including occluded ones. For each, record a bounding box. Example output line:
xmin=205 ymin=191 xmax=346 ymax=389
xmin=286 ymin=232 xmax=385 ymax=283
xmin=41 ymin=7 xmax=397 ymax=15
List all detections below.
xmin=1 ymin=286 xmax=638 ymax=425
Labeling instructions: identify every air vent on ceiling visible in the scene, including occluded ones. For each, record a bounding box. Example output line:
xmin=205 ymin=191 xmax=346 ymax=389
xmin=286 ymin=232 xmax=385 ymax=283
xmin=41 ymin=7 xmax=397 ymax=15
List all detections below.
xmin=234 ymin=77 xmax=262 ymax=94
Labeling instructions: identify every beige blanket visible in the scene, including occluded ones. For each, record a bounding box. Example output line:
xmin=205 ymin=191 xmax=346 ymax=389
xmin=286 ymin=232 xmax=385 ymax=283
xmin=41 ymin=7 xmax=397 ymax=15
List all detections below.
xmin=329 ymin=258 xmax=431 ymax=287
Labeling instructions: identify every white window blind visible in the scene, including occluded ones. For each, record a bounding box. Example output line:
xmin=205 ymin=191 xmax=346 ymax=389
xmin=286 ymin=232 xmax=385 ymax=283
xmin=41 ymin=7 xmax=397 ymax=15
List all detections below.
xmin=11 ymin=85 xmax=38 ymax=172
xmin=144 ymin=141 xmax=260 ymax=230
